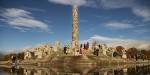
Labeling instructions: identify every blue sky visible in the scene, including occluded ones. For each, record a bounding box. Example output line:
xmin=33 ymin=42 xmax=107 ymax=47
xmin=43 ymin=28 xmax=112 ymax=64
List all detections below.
xmin=0 ymin=0 xmax=150 ymax=53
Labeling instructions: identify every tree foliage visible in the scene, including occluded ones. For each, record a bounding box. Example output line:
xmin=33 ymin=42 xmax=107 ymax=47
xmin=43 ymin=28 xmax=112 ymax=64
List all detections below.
xmin=116 ymin=46 xmax=124 ymax=55
xmin=127 ymin=47 xmax=138 ymax=59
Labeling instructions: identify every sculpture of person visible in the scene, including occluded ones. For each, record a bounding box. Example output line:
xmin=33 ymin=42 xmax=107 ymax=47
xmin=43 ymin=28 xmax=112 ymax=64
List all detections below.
xmin=122 ymin=49 xmax=127 ymax=59
xmin=102 ymin=44 xmax=108 ymax=56
xmin=64 ymin=46 xmax=68 ymax=55
xmin=95 ymin=45 xmax=99 ymax=56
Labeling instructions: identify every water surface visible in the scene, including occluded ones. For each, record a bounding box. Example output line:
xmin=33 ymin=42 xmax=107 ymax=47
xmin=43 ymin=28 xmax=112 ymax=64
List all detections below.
xmin=0 ymin=64 xmax=150 ymax=75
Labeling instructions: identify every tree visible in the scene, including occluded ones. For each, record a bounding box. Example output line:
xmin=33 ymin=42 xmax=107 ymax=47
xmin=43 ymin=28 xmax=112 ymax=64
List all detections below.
xmin=116 ymin=46 xmax=125 ymax=55
xmin=141 ymin=50 xmax=146 ymax=54
xmin=127 ymin=47 xmax=138 ymax=59
xmin=17 ymin=52 xmax=24 ymax=60
xmin=141 ymin=50 xmax=150 ymax=60
xmin=3 ymin=53 xmax=16 ymax=61
xmin=0 ymin=53 xmax=4 ymax=61
xmin=113 ymin=46 xmax=125 ymax=57
xmin=146 ymin=50 xmax=150 ymax=60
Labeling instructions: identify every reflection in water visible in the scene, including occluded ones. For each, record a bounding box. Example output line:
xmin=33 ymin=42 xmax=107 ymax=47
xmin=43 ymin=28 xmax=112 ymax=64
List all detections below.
xmin=0 ymin=64 xmax=150 ymax=75
xmin=93 ymin=72 xmax=99 ymax=75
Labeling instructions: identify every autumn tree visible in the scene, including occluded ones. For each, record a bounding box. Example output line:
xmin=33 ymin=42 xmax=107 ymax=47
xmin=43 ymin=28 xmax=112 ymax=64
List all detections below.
xmin=127 ymin=47 xmax=138 ymax=59
xmin=3 ymin=53 xmax=16 ymax=61
xmin=146 ymin=50 xmax=150 ymax=60
xmin=141 ymin=50 xmax=150 ymax=60
xmin=17 ymin=52 xmax=24 ymax=60
xmin=0 ymin=53 xmax=4 ymax=61
xmin=116 ymin=46 xmax=125 ymax=55
xmin=113 ymin=46 xmax=125 ymax=57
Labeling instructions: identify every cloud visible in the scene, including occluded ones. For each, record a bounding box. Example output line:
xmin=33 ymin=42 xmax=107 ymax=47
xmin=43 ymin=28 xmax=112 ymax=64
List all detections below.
xmin=48 ymin=0 xmax=150 ymax=22
xmin=48 ymin=0 xmax=87 ymax=6
xmin=104 ymin=21 xmax=134 ymax=29
xmin=48 ymin=0 xmax=137 ymax=8
xmin=23 ymin=7 xmax=46 ymax=12
xmin=133 ymin=29 xmax=149 ymax=34
xmin=100 ymin=0 xmax=136 ymax=9
xmin=86 ymin=35 xmax=133 ymax=43
xmin=81 ymin=35 xmax=150 ymax=50
xmin=13 ymin=26 xmax=30 ymax=32
xmin=0 ymin=8 xmax=49 ymax=31
xmin=99 ymin=0 xmax=150 ymax=21
xmin=132 ymin=7 xmax=150 ymax=21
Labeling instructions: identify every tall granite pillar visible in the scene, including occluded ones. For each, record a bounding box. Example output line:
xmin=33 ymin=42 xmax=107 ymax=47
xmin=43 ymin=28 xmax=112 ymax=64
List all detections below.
xmin=72 ymin=5 xmax=79 ymax=55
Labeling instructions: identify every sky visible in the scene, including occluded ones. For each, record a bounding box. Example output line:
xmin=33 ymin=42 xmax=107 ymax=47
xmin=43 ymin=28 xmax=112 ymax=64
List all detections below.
xmin=0 ymin=0 xmax=150 ymax=53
